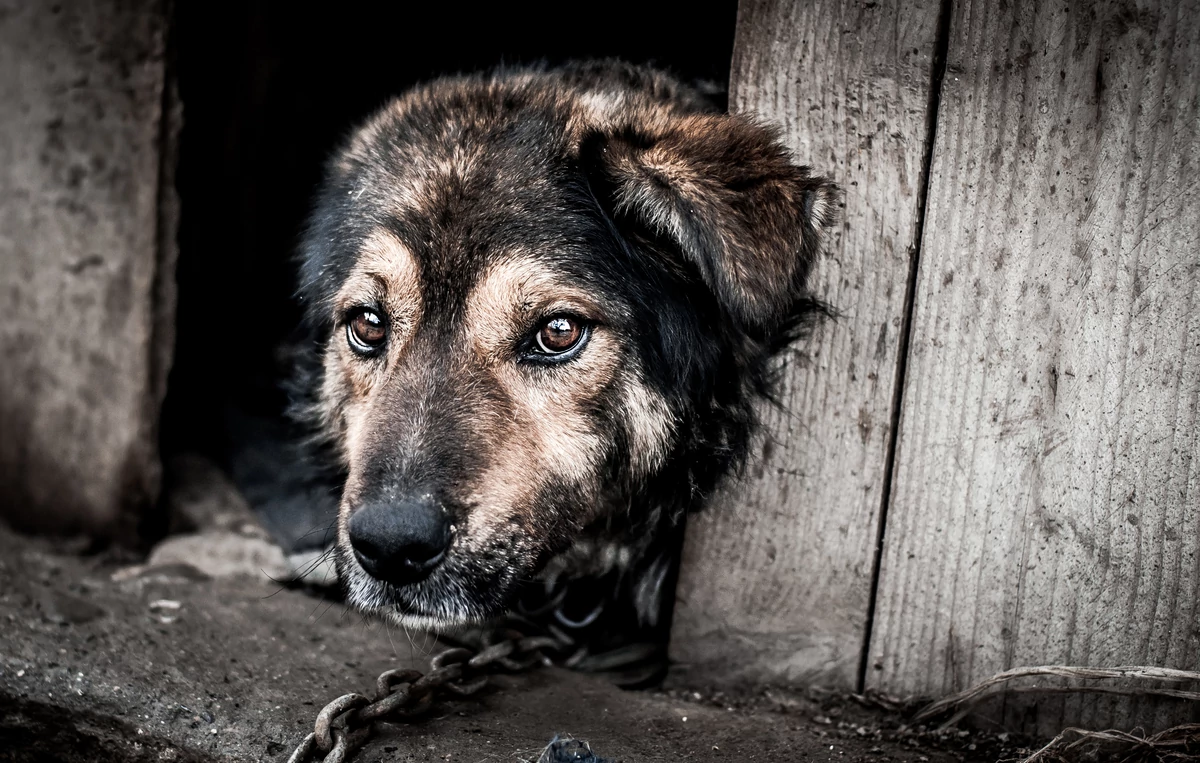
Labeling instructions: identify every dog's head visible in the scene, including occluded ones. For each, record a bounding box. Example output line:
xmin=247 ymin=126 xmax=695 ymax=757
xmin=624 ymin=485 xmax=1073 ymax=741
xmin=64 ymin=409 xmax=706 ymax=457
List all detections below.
xmin=294 ymin=64 xmax=837 ymax=630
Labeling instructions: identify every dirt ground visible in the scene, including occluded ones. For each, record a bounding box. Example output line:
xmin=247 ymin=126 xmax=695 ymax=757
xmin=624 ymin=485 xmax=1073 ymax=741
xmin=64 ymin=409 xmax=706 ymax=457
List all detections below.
xmin=0 ymin=524 xmax=1029 ymax=762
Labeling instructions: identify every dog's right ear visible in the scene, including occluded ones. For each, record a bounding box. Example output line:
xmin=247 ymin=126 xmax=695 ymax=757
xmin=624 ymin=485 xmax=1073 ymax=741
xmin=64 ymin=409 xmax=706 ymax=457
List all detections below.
xmin=581 ymin=114 xmax=838 ymax=330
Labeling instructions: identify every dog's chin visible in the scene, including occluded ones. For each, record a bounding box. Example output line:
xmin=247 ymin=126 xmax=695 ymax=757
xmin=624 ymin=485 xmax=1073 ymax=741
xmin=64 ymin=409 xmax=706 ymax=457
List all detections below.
xmin=335 ymin=548 xmax=515 ymax=633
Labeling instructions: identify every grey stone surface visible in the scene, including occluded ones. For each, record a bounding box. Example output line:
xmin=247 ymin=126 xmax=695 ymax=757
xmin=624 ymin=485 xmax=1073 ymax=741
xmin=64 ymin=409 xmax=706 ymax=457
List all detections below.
xmin=146 ymin=530 xmax=291 ymax=581
xmin=151 ymin=455 xmax=335 ymax=583
xmin=0 ymin=523 xmax=973 ymax=762
xmin=0 ymin=0 xmax=176 ymax=538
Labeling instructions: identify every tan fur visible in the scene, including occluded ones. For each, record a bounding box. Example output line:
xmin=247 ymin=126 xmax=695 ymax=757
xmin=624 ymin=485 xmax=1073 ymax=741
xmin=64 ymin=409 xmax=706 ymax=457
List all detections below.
xmin=461 ymin=255 xmax=619 ymax=534
xmin=326 ymin=246 xmax=662 ymax=567
xmin=596 ymin=112 xmax=838 ymax=325
xmin=618 ymin=368 xmax=675 ymax=478
xmin=562 ymin=74 xmax=696 ymax=148
xmin=333 ymin=230 xmax=423 ymax=336
xmin=336 ymin=117 xmax=489 ymax=219
xmin=319 ymin=230 xmax=422 ymax=465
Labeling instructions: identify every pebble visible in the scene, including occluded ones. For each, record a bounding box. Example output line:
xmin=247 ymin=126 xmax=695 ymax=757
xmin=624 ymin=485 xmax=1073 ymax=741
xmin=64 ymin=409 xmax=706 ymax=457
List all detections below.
xmin=148 ymin=532 xmax=290 ymax=580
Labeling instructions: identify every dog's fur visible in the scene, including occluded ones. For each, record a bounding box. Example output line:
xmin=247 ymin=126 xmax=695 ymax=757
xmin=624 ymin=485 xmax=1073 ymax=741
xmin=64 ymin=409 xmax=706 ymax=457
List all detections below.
xmin=291 ymin=61 xmax=837 ymax=670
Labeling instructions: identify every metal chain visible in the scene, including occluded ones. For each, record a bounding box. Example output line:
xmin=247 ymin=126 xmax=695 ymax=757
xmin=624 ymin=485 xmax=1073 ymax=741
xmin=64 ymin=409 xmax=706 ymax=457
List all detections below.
xmin=287 ymin=632 xmax=564 ymax=763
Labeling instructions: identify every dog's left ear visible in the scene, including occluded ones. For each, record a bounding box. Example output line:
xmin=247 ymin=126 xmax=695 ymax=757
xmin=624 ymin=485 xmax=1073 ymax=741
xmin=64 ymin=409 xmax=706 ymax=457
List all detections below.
xmin=586 ymin=114 xmax=838 ymax=328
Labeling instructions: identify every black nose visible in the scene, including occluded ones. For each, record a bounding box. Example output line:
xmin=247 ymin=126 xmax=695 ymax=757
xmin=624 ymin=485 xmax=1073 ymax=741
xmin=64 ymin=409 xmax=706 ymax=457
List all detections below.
xmin=348 ymin=495 xmax=451 ymax=586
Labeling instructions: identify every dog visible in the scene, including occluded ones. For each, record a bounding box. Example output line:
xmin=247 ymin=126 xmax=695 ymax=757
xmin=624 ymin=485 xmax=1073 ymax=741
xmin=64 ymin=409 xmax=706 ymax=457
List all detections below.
xmin=290 ymin=60 xmax=837 ymax=680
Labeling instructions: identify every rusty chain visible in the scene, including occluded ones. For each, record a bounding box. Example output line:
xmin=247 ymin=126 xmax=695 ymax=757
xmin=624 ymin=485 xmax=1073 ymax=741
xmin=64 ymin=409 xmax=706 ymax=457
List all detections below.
xmin=287 ymin=631 xmax=565 ymax=763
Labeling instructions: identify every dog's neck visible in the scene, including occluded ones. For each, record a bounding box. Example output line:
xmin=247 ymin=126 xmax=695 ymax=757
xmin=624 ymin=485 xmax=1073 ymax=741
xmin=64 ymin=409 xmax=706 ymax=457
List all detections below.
xmin=484 ymin=501 xmax=685 ymax=686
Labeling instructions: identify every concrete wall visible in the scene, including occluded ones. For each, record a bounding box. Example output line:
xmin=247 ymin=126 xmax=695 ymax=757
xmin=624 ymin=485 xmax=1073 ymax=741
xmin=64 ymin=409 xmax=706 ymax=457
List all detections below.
xmin=0 ymin=0 xmax=177 ymax=539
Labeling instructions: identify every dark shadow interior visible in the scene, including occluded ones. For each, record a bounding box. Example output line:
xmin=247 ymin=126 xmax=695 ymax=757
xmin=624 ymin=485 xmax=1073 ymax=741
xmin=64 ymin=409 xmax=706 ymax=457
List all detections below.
xmin=163 ymin=1 xmax=738 ymax=550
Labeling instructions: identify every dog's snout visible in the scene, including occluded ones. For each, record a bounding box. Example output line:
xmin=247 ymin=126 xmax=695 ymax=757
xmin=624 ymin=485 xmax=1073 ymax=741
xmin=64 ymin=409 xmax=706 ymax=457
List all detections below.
xmin=348 ymin=496 xmax=451 ymax=586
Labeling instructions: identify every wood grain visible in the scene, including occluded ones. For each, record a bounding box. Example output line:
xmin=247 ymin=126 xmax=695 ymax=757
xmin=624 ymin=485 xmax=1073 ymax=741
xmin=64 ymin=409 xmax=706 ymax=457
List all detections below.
xmin=868 ymin=0 xmax=1200 ymax=730
xmin=0 ymin=0 xmax=175 ymax=538
xmin=670 ymin=0 xmax=942 ymax=688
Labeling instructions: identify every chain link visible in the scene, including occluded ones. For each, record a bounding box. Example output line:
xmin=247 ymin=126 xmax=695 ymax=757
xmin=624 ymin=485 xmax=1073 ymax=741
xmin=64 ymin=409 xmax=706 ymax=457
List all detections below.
xmin=287 ymin=632 xmax=565 ymax=763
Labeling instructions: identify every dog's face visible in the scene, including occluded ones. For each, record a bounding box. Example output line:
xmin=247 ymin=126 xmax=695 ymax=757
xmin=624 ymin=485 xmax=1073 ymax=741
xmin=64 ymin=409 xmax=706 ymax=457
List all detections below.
xmin=296 ymin=66 xmax=836 ymax=630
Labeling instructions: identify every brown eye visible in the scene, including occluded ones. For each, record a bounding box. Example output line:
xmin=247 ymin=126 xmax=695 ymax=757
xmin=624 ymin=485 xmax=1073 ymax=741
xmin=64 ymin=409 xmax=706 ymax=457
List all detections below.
xmin=347 ymin=309 xmax=387 ymax=354
xmin=535 ymin=316 xmax=585 ymax=355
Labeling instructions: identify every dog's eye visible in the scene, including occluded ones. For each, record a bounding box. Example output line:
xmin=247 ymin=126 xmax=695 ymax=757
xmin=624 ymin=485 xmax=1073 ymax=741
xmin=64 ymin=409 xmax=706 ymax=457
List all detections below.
xmin=347 ymin=309 xmax=387 ymax=354
xmin=533 ymin=316 xmax=586 ymax=356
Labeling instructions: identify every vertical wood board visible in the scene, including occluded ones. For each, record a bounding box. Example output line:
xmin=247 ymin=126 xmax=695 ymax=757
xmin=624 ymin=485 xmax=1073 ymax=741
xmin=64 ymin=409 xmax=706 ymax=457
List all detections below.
xmin=671 ymin=0 xmax=942 ymax=687
xmin=869 ymin=0 xmax=1200 ymax=731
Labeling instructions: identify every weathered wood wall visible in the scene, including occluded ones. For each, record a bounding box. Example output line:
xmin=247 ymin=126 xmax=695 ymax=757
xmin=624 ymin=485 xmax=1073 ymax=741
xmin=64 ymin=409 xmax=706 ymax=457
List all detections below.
xmin=671 ymin=0 xmax=943 ymax=688
xmin=0 ymin=0 xmax=177 ymax=539
xmin=868 ymin=0 xmax=1200 ymax=731
xmin=673 ymin=0 xmax=1200 ymax=731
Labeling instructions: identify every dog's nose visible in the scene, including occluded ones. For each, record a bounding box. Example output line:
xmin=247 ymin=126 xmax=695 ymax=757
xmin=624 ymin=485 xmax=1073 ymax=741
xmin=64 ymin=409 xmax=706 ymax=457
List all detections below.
xmin=348 ymin=496 xmax=451 ymax=586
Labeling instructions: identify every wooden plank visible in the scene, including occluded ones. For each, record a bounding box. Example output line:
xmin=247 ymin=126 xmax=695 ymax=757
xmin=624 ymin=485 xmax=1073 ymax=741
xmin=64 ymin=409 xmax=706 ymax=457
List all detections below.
xmin=0 ymin=0 xmax=175 ymax=539
xmin=670 ymin=0 xmax=943 ymax=688
xmin=869 ymin=0 xmax=1200 ymax=731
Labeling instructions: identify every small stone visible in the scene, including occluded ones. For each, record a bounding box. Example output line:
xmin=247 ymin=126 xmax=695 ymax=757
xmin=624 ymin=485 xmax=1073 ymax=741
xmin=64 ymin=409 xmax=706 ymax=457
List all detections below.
xmin=112 ymin=563 xmax=210 ymax=583
xmin=148 ymin=532 xmax=290 ymax=581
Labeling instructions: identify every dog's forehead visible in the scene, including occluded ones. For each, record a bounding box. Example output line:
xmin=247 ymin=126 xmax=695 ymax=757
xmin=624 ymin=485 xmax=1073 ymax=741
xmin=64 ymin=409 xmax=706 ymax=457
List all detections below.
xmin=346 ymin=166 xmax=626 ymax=314
xmin=318 ymin=81 xmax=673 ymax=330
xmin=351 ymin=98 xmax=567 ymax=222
xmin=339 ymin=220 xmax=623 ymax=335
